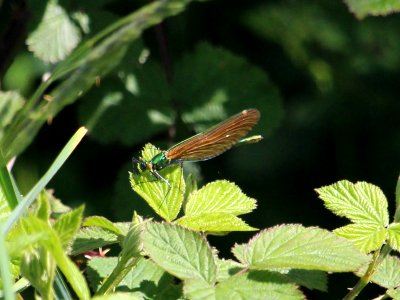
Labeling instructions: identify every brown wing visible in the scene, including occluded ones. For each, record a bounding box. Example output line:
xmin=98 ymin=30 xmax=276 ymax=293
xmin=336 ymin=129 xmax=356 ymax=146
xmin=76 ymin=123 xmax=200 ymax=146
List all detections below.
xmin=165 ymin=109 xmax=260 ymax=161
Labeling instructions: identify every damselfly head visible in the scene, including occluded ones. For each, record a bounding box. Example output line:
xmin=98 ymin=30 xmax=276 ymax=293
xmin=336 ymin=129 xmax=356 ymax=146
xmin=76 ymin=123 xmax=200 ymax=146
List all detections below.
xmin=131 ymin=156 xmax=149 ymax=174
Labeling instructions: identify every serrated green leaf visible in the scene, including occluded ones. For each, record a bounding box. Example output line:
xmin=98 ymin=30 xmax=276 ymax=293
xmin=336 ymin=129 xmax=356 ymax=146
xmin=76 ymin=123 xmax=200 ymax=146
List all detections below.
xmin=185 ymin=180 xmax=257 ymax=216
xmin=83 ymin=216 xmax=123 ymax=236
xmin=120 ymin=224 xmax=142 ymax=259
xmin=216 ymin=259 xmax=243 ymax=282
xmin=142 ymin=222 xmax=217 ymax=283
xmin=387 ymin=223 xmax=400 ymax=251
xmin=26 ymin=0 xmax=81 ymax=63
xmin=0 ymin=91 xmax=24 ymax=140
xmin=35 ymin=191 xmax=51 ymax=221
xmin=20 ymin=216 xmax=90 ymax=299
xmin=215 ymin=270 xmax=304 ymax=300
xmin=388 ymin=288 xmax=400 ymax=300
xmin=130 ymin=144 xmax=185 ymax=222
xmin=54 ymin=205 xmax=84 ymax=248
xmin=70 ymin=226 xmax=119 ymax=255
xmin=176 ymin=212 xmax=257 ymax=232
xmin=315 ymin=180 xmax=389 ymax=226
xmin=232 ymin=224 xmax=368 ymax=272
xmin=183 ymin=279 xmax=216 ymax=300
xmin=356 ymin=255 xmax=400 ymax=289
xmin=87 ymin=257 xmax=119 ymax=292
xmin=334 ymin=223 xmax=387 ymax=253
xmin=7 ymin=231 xmax=47 ymax=259
xmin=87 ymin=256 xmax=174 ymax=295
xmin=20 ymin=248 xmax=56 ymax=299
xmin=344 ymin=0 xmax=400 ymax=18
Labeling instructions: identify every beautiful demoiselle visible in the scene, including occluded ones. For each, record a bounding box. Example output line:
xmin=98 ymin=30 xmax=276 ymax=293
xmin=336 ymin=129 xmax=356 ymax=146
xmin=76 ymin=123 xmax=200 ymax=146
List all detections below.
xmin=132 ymin=108 xmax=262 ymax=186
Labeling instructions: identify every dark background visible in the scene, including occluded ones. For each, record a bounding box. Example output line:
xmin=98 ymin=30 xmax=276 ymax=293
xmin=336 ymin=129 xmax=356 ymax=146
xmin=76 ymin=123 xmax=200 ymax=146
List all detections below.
xmin=3 ymin=0 xmax=400 ymax=298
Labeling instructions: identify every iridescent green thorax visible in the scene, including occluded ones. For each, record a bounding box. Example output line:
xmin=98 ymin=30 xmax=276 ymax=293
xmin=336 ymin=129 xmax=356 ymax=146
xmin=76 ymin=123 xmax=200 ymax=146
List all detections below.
xmin=149 ymin=151 xmax=171 ymax=171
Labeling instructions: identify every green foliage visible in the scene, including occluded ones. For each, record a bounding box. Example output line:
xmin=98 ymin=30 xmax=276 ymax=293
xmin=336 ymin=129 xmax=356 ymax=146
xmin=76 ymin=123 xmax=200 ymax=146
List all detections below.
xmin=316 ymin=180 xmax=400 ymax=253
xmin=130 ymin=144 xmax=257 ymax=231
xmin=344 ymin=0 xmax=400 ymax=18
xmin=26 ymin=0 xmax=82 ymax=63
xmin=79 ymin=42 xmax=282 ymax=146
xmin=233 ymin=224 xmax=368 ymax=271
xmin=1 ymin=0 xmax=400 ymax=299
xmin=130 ymin=144 xmax=185 ymax=222
xmin=0 ymin=0 xmax=203 ymax=162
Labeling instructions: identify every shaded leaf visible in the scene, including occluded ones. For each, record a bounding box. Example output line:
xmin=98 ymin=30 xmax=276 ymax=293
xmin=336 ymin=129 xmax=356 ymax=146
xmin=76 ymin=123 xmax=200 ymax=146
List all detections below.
xmin=215 ymin=270 xmax=304 ymax=300
xmin=356 ymin=255 xmax=400 ymax=289
xmin=216 ymin=259 xmax=243 ymax=282
xmin=87 ymin=256 xmax=174 ymax=296
xmin=284 ymin=269 xmax=327 ymax=292
xmin=70 ymin=226 xmax=119 ymax=255
xmin=183 ymin=279 xmax=216 ymax=300
xmin=27 ymin=0 xmax=81 ymax=63
xmin=0 ymin=91 xmax=24 ymax=140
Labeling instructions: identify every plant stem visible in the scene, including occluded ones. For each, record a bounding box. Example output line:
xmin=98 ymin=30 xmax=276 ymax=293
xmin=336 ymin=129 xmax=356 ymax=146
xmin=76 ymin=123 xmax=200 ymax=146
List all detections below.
xmin=343 ymin=245 xmax=392 ymax=300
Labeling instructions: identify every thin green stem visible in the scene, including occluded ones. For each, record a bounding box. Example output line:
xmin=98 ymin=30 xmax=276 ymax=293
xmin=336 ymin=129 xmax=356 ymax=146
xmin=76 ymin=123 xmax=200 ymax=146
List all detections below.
xmin=343 ymin=245 xmax=392 ymax=300
xmin=96 ymin=257 xmax=140 ymax=295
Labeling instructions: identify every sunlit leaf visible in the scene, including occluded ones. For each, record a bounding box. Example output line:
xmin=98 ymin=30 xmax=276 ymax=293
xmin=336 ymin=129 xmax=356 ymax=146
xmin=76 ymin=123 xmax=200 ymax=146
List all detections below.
xmin=177 ymin=212 xmax=257 ymax=232
xmin=387 ymin=223 xmax=400 ymax=252
xmin=315 ymin=180 xmax=389 ymax=226
xmin=130 ymin=144 xmax=185 ymax=222
xmin=142 ymin=222 xmax=217 ymax=283
xmin=334 ymin=223 xmax=387 ymax=253
xmin=54 ymin=205 xmax=84 ymax=248
xmin=232 ymin=224 xmax=368 ymax=271
xmin=185 ymin=180 xmax=256 ymax=216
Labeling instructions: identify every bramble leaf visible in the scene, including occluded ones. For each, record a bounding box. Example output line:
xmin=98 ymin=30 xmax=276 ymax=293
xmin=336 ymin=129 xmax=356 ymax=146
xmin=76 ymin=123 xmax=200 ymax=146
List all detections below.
xmin=334 ymin=223 xmax=387 ymax=253
xmin=185 ymin=180 xmax=256 ymax=216
xmin=142 ymin=222 xmax=217 ymax=284
xmin=315 ymin=180 xmax=389 ymax=226
xmin=232 ymin=224 xmax=368 ymax=272
xmin=177 ymin=212 xmax=257 ymax=232
xmin=130 ymin=144 xmax=185 ymax=222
